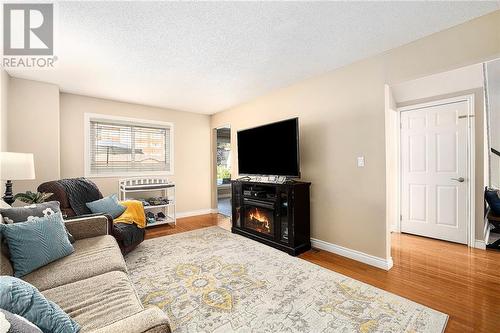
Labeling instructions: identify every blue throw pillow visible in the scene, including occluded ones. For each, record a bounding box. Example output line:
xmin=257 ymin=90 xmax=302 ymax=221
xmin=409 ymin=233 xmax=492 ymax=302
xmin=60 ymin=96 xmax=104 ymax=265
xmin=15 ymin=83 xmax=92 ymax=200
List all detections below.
xmin=85 ymin=194 xmax=126 ymax=219
xmin=0 ymin=276 xmax=80 ymax=333
xmin=0 ymin=213 xmax=74 ymax=277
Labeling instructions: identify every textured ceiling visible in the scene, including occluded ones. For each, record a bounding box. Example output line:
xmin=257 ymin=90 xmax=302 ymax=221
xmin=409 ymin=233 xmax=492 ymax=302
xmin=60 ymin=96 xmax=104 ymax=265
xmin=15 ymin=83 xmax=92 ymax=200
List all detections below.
xmin=7 ymin=1 xmax=500 ymax=114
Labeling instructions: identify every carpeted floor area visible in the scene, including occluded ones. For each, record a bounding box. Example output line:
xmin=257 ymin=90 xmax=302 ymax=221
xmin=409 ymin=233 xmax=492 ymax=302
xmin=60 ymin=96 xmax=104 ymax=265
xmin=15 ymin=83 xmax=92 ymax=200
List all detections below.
xmin=125 ymin=227 xmax=448 ymax=333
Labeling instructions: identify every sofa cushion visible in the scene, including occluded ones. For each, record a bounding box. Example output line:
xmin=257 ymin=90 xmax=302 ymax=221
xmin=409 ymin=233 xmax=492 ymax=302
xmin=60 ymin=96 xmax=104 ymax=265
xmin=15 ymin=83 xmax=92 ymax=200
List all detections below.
xmin=1 ymin=213 xmax=75 ymax=277
xmin=22 ymin=235 xmax=127 ymax=291
xmin=1 ymin=214 xmax=13 ymax=276
xmin=42 ymin=271 xmax=143 ymax=332
xmin=1 ymin=249 xmax=13 ymax=276
xmin=0 ymin=276 xmax=80 ymax=333
xmin=91 ymin=308 xmax=171 ymax=333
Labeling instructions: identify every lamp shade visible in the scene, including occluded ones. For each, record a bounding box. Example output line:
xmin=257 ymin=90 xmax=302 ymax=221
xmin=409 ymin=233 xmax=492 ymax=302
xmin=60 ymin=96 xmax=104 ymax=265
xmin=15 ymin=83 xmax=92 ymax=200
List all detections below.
xmin=0 ymin=152 xmax=35 ymax=180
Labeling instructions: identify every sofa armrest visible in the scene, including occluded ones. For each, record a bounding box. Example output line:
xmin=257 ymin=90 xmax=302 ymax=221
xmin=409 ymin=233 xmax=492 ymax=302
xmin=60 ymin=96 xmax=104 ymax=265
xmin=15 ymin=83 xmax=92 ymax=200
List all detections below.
xmin=91 ymin=307 xmax=171 ymax=333
xmin=64 ymin=212 xmax=109 ymax=220
xmin=63 ymin=215 xmax=111 ymax=240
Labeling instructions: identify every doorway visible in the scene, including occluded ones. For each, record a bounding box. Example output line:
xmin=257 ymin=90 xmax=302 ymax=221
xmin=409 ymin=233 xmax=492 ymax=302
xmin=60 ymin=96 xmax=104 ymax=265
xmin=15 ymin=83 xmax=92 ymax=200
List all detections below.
xmin=216 ymin=126 xmax=232 ymax=217
xmin=399 ymin=96 xmax=475 ymax=244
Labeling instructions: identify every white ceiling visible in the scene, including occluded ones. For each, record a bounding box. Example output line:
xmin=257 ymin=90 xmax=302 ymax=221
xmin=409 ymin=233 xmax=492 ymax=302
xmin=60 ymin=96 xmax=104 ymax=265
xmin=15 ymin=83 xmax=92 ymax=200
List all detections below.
xmin=7 ymin=1 xmax=500 ymax=114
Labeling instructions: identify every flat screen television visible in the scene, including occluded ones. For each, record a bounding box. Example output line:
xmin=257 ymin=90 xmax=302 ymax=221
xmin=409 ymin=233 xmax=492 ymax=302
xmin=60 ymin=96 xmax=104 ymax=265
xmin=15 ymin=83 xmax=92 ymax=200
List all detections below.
xmin=237 ymin=118 xmax=300 ymax=177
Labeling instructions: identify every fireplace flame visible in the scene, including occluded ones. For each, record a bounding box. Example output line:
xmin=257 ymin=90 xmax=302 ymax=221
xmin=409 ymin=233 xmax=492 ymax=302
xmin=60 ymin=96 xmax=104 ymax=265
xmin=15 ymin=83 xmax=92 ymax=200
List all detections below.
xmin=249 ymin=208 xmax=270 ymax=231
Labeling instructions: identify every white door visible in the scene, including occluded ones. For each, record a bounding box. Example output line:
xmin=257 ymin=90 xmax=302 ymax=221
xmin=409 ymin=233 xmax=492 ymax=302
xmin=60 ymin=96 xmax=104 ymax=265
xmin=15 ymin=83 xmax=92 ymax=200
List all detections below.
xmin=400 ymin=101 xmax=468 ymax=244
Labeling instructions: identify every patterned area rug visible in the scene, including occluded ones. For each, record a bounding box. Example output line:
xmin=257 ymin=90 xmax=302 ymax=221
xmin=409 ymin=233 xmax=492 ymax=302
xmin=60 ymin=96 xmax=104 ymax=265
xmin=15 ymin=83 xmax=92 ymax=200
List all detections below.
xmin=125 ymin=227 xmax=448 ymax=333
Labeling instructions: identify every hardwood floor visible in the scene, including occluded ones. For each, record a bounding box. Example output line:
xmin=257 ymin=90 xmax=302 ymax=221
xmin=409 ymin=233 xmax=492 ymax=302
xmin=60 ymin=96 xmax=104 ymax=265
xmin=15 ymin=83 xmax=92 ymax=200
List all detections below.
xmin=145 ymin=214 xmax=500 ymax=333
xmin=144 ymin=214 xmax=231 ymax=239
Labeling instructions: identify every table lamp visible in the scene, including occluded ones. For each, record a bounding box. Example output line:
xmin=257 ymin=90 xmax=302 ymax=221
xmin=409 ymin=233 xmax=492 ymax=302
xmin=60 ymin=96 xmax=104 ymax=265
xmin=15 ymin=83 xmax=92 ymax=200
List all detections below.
xmin=0 ymin=152 xmax=35 ymax=205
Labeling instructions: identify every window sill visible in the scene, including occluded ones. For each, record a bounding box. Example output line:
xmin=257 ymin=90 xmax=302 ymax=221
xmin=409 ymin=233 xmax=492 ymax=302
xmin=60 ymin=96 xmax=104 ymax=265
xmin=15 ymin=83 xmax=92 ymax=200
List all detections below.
xmin=85 ymin=171 xmax=173 ymax=178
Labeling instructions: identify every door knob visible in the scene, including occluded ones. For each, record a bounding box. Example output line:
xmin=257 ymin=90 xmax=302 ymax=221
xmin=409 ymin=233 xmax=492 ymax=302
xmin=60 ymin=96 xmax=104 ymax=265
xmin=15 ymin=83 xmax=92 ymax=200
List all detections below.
xmin=451 ymin=177 xmax=465 ymax=183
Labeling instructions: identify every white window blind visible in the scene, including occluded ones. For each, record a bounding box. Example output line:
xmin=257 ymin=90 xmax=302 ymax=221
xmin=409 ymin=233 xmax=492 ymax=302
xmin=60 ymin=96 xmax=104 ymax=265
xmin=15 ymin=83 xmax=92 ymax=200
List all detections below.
xmin=88 ymin=118 xmax=172 ymax=175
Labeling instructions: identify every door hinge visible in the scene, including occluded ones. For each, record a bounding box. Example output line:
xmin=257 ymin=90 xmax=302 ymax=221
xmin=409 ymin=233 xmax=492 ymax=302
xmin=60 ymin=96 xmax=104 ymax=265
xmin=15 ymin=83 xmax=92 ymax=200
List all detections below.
xmin=458 ymin=115 xmax=475 ymax=119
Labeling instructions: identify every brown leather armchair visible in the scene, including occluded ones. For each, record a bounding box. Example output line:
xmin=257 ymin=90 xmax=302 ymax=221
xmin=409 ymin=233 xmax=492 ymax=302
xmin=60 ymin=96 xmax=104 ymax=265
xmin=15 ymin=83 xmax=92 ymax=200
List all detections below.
xmin=38 ymin=179 xmax=145 ymax=254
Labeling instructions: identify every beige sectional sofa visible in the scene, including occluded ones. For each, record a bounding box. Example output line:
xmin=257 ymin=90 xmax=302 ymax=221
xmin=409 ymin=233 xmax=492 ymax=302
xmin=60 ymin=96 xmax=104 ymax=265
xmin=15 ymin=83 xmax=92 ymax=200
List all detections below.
xmin=0 ymin=215 xmax=170 ymax=333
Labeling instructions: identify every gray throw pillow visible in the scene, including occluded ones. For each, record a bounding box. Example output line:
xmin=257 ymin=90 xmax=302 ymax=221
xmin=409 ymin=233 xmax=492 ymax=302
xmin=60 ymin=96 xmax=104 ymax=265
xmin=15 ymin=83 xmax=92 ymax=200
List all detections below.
xmin=0 ymin=201 xmax=74 ymax=243
xmin=0 ymin=276 xmax=80 ymax=333
xmin=0 ymin=213 xmax=75 ymax=277
xmin=0 ymin=309 xmax=43 ymax=333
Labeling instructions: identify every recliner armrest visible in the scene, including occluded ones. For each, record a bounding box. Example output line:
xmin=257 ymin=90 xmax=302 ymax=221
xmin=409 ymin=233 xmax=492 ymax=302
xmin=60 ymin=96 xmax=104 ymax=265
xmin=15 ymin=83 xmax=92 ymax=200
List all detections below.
xmin=91 ymin=307 xmax=171 ymax=333
xmin=64 ymin=215 xmax=111 ymax=240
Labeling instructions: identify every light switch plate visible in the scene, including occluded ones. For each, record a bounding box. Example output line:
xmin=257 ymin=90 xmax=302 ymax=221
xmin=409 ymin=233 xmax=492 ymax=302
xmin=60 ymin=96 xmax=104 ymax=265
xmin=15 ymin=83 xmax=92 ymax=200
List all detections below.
xmin=357 ymin=156 xmax=365 ymax=167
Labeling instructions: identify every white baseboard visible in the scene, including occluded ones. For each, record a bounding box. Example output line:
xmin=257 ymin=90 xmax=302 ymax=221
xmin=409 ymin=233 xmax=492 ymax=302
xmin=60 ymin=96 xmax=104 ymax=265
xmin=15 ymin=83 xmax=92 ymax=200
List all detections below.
xmin=474 ymin=240 xmax=486 ymax=250
xmin=310 ymin=238 xmax=394 ymax=271
xmin=176 ymin=208 xmax=218 ymax=218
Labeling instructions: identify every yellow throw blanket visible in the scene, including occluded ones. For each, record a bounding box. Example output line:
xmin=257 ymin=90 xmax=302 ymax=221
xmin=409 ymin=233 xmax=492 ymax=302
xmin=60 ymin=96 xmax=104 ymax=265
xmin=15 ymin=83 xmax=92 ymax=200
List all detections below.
xmin=114 ymin=200 xmax=146 ymax=229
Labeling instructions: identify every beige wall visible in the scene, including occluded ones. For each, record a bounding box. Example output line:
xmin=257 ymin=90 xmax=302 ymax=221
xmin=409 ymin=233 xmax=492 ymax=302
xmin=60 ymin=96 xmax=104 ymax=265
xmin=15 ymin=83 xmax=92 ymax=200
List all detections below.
xmin=211 ymin=11 xmax=500 ymax=259
xmin=0 ymin=70 xmax=9 ymax=194
xmin=486 ymin=59 xmax=500 ymax=187
xmin=1 ymin=70 xmax=9 ymax=152
xmin=7 ymin=78 xmax=60 ymax=194
xmin=60 ymin=93 xmax=212 ymax=213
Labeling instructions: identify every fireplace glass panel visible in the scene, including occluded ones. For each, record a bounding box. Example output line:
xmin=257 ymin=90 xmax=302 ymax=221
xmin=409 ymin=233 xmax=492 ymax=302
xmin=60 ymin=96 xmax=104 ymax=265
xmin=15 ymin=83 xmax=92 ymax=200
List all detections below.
xmin=232 ymin=184 xmax=242 ymax=227
xmin=244 ymin=206 xmax=273 ymax=235
xmin=280 ymin=192 xmax=289 ymax=242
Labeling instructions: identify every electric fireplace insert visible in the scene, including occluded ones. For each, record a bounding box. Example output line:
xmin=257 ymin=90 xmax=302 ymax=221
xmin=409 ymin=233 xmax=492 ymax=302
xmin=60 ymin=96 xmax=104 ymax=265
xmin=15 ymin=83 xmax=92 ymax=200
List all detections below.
xmin=243 ymin=198 xmax=275 ymax=237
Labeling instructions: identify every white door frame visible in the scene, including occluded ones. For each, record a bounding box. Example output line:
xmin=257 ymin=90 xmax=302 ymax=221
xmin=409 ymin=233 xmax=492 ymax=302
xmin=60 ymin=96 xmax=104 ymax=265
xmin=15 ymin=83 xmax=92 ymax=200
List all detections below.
xmin=396 ymin=94 xmax=475 ymax=247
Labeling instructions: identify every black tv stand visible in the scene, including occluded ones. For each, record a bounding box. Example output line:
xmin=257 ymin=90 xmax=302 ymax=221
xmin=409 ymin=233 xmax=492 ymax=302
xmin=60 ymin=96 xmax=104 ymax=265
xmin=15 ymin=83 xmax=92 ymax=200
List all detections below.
xmin=231 ymin=179 xmax=311 ymax=255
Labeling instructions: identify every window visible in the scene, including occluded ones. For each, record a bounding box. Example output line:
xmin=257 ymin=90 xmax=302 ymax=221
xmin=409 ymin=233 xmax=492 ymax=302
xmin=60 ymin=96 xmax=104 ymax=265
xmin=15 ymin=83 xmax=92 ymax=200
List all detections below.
xmin=85 ymin=114 xmax=173 ymax=176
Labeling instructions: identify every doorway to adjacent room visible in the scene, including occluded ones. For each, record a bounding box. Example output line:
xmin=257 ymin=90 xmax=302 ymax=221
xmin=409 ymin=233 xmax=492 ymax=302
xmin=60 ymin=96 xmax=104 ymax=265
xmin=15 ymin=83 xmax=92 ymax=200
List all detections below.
xmin=216 ymin=126 xmax=232 ymax=217
xmin=386 ymin=63 xmax=484 ymax=253
xmin=399 ymin=97 xmax=474 ymax=244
